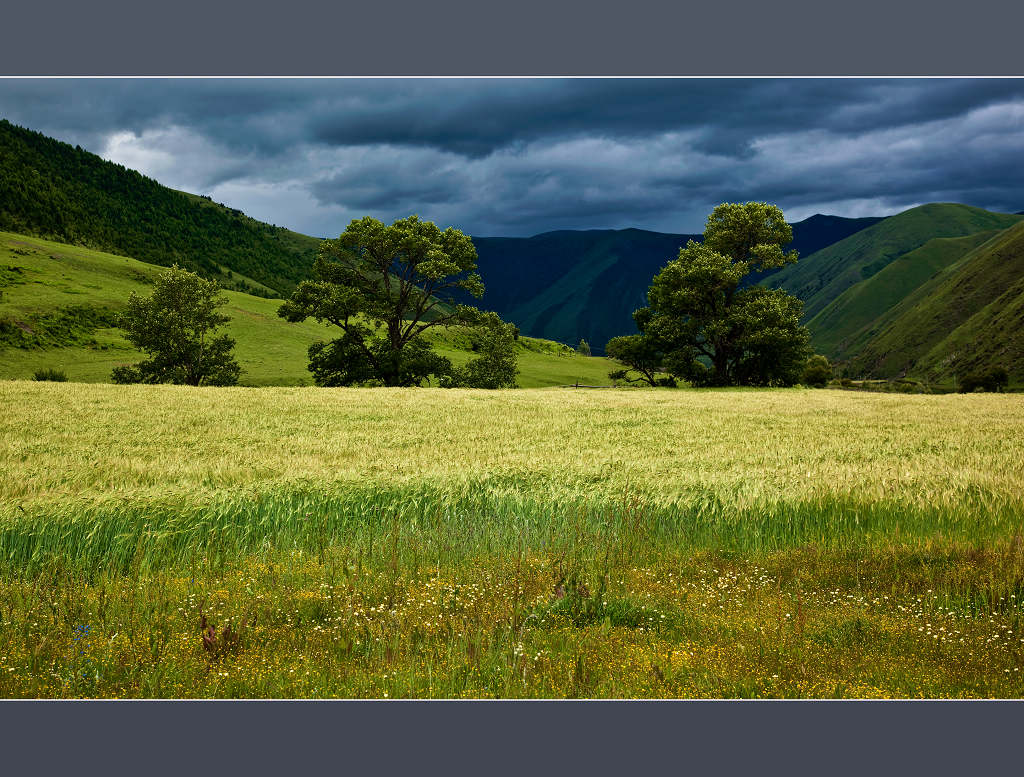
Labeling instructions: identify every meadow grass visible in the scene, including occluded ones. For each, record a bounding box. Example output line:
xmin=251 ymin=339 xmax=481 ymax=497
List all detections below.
xmin=0 ymin=230 xmax=617 ymax=387
xmin=1 ymin=383 xmax=1023 ymax=697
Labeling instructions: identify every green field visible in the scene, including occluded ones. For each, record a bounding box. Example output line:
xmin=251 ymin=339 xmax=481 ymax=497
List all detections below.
xmin=0 ymin=230 xmax=617 ymax=388
xmin=2 ymin=382 xmax=1023 ymax=698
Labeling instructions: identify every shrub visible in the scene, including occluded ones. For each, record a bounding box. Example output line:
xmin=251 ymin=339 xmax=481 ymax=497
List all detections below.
xmin=32 ymin=368 xmax=68 ymax=382
xmin=958 ymin=367 xmax=1009 ymax=393
xmin=801 ymin=354 xmax=832 ymax=388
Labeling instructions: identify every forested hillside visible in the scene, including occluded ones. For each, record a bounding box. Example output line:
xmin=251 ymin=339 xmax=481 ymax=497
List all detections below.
xmin=0 ymin=120 xmax=318 ymax=296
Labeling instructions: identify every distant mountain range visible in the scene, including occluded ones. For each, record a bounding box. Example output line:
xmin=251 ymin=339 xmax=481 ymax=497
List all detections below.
xmin=468 ymin=214 xmax=884 ymax=353
xmin=3 ymin=117 xmax=1023 ymax=385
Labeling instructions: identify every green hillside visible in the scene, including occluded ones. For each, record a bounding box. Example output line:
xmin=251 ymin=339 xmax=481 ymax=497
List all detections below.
xmin=0 ymin=119 xmax=319 ymax=296
xmin=844 ymin=221 xmax=1024 ymax=384
xmin=0 ymin=231 xmax=617 ymax=388
xmin=806 ymin=230 xmax=1002 ymax=357
xmin=766 ymin=204 xmax=1024 ymax=321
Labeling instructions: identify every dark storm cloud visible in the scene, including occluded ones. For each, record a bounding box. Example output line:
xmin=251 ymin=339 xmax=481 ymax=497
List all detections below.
xmin=1 ymin=78 xmax=1023 ymax=236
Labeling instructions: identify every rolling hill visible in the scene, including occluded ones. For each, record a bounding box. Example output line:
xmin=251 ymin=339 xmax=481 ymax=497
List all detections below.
xmin=805 ymin=230 xmax=1004 ymax=358
xmin=0 ymin=119 xmax=319 ymax=296
xmin=842 ymin=220 xmax=1024 ymax=384
xmin=764 ymin=203 xmax=1024 ymax=321
xmin=0 ymin=230 xmax=617 ymax=388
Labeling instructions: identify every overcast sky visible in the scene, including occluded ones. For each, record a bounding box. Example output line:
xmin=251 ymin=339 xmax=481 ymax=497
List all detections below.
xmin=2 ymin=78 xmax=1023 ymax=237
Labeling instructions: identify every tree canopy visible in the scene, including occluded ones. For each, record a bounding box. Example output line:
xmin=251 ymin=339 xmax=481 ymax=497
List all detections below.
xmin=111 ymin=265 xmax=241 ymax=386
xmin=278 ymin=215 xmax=517 ymax=388
xmin=605 ymin=311 xmax=670 ymax=387
xmin=606 ymin=202 xmax=811 ymax=388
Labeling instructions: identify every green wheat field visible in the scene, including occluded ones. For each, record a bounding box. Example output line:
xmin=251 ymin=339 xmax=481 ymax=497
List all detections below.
xmin=2 ymin=382 xmax=1023 ymax=697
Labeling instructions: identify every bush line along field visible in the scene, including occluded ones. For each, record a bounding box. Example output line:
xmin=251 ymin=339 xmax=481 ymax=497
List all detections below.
xmin=2 ymin=383 xmax=1023 ymax=697
xmin=0 ymin=230 xmax=616 ymax=387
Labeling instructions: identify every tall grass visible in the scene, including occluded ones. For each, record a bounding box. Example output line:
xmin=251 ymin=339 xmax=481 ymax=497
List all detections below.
xmin=5 ymin=384 xmax=1022 ymax=505
xmin=2 ymin=483 xmax=1022 ymax=576
xmin=1 ymin=383 xmax=1021 ymax=569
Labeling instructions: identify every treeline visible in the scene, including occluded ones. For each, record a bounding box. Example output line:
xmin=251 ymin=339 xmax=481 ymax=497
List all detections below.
xmin=0 ymin=120 xmax=318 ymax=294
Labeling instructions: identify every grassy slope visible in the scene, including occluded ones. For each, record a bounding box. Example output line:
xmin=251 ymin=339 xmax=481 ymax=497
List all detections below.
xmin=846 ymin=221 xmax=1024 ymax=383
xmin=766 ymin=204 xmax=1024 ymax=321
xmin=0 ymin=119 xmax=320 ymax=295
xmin=806 ymin=231 xmax=1001 ymax=358
xmin=914 ymin=278 xmax=1024 ymax=384
xmin=0 ymin=231 xmax=616 ymax=387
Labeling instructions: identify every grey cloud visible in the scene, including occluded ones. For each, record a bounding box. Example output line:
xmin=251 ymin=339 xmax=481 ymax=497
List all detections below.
xmin=1 ymin=78 xmax=1023 ymax=236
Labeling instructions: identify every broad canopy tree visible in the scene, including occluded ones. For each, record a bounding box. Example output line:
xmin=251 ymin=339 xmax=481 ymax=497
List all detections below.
xmin=278 ymin=215 xmax=518 ymax=388
xmin=606 ymin=202 xmax=811 ymax=387
xmin=111 ymin=265 xmax=241 ymax=386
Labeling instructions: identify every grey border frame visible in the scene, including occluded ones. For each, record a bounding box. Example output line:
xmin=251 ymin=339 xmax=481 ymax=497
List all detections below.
xmin=1 ymin=0 xmax=1023 ymax=772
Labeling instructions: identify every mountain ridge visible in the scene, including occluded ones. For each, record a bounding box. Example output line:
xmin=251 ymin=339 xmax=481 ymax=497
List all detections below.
xmin=843 ymin=220 xmax=1024 ymax=383
xmin=765 ymin=203 xmax=1024 ymax=321
xmin=469 ymin=213 xmax=884 ymax=351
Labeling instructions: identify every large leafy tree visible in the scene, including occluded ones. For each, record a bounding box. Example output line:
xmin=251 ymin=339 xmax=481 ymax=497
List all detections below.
xmin=279 ymin=215 xmax=509 ymax=388
xmin=607 ymin=203 xmax=810 ymax=387
xmin=111 ymin=265 xmax=241 ymax=386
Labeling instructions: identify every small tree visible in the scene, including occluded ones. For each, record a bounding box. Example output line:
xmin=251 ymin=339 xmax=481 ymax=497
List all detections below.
xmin=278 ymin=215 xmax=491 ymax=387
xmin=801 ymin=354 xmax=832 ymax=387
xmin=577 ymin=338 xmax=591 ymax=357
xmin=112 ymin=265 xmax=240 ymax=386
xmin=606 ymin=311 xmax=666 ymax=387
xmin=445 ymin=313 xmax=520 ymax=389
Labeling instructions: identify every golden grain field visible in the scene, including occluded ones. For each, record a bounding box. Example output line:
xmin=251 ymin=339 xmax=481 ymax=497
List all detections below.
xmin=2 ymin=382 xmax=1023 ymax=698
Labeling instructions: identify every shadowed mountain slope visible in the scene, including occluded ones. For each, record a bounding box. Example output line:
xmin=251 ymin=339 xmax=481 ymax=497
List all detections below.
xmin=765 ymin=203 xmax=1023 ymax=321
xmin=469 ymin=214 xmax=882 ymax=351
xmin=844 ymin=220 xmax=1024 ymax=384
